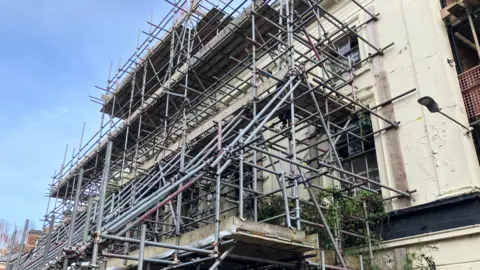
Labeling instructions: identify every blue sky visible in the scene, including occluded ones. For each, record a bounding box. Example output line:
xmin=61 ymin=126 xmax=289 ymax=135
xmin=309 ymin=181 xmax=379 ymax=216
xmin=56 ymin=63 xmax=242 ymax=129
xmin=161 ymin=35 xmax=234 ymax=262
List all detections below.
xmin=0 ymin=1 xmax=168 ymax=229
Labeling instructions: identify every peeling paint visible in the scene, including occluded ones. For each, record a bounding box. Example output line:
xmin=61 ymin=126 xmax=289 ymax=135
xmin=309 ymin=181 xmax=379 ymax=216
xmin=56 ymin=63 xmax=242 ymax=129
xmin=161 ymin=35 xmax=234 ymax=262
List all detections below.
xmin=431 ymin=149 xmax=440 ymax=167
xmin=414 ymin=51 xmax=439 ymax=64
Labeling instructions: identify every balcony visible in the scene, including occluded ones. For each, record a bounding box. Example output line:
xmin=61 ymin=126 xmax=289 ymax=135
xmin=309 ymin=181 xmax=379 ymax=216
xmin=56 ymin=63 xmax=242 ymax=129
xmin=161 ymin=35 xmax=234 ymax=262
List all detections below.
xmin=441 ymin=0 xmax=480 ymax=157
xmin=442 ymin=0 xmax=480 ymax=121
xmin=459 ymin=65 xmax=480 ymax=121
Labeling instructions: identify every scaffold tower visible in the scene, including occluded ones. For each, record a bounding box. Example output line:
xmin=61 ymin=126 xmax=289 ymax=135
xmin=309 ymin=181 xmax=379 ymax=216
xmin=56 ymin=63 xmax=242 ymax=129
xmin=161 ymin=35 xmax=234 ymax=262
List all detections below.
xmin=16 ymin=0 xmax=416 ymax=269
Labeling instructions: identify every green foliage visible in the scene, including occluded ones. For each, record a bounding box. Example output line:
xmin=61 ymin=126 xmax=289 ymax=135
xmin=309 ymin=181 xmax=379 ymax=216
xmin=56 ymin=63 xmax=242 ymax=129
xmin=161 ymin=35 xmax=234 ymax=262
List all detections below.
xmin=404 ymin=251 xmax=437 ymax=270
xmin=257 ymin=187 xmax=437 ymax=269
xmin=357 ymin=111 xmax=372 ymax=136
xmin=405 ymin=251 xmax=416 ymax=270
xmin=258 ymin=186 xmax=385 ymax=250
xmin=257 ymin=195 xmax=287 ymax=226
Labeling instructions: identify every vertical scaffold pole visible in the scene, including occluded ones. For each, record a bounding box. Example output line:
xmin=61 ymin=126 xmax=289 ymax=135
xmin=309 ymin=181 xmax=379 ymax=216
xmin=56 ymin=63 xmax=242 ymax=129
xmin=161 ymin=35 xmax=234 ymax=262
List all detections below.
xmin=138 ymin=224 xmax=146 ymax=270
xmin=363 ymin=201 xmax=374 ymax=263
xmin=91 ymin=141 xmax=113 ymax=267
xmin=286 ymin=0 xmax=300 ymax=231
xmin=467 ymin=9 xmax=480 ymax=61
xmin=15 ymin=219 xmax=30 ymax=270
xmin=306 ymin=186 xmax=346 ymax=267
xmin=42 ymin=215 xmax=54 ymax=267
xmin=214 ymin=121 xmax=222 ymax=256
xmin=321 ymin=250 xmax=325 ymax=270
xmin=251 ymin=0 xmax=258 ymax=222
xmin=83 ymin=196 xmax=93 ymax=243
xmin=42 ymin=171 xmax=55 ymax=229
xmin=63 ymin=168 xmax=84 ymax=270
xmin=239 ymin=135 xmax=244 ymax=219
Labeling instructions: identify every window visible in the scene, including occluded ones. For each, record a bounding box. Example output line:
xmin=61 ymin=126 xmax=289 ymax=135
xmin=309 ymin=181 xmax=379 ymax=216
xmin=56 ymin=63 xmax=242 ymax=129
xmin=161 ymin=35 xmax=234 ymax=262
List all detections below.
xmin=335 ymin=114 xmax=380 ymax=192
xmin=327 ymin=35 xmax=360 ymax=80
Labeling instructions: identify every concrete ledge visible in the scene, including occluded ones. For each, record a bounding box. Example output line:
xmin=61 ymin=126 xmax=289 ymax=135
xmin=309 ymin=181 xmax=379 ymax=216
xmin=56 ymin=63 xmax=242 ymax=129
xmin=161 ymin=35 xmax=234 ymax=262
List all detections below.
xmin=106 ymin=216 xmax=316 ymax=269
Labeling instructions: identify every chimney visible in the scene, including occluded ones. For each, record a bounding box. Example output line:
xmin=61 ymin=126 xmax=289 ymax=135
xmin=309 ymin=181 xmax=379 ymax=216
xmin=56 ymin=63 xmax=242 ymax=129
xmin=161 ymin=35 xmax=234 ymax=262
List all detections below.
xmin=25 ymin=230 xmax=42 ymax=252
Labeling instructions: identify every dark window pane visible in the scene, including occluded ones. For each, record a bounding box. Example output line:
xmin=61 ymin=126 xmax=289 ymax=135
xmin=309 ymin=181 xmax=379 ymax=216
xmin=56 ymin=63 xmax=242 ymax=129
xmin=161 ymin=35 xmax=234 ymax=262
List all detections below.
xmin=352 ymin=157 xmax=367 ymax=174
xmin=364 ymin=139 xmax=375 ymax=151
xmin=366 ymin=151 xmax=378 ymax=169
xmin=349 ymin=124 xmax=360 ymax=136
xmin=338 ymin=42 xmax=351 ymax=55
xmin=350 ymin=49 xmax=360 ymax=64
xmin=368 ymin=169 xmax=380 ymax=183
xmin=342 ymin=162 xmax=351 ymax=172
xmin=338 ymin=144 xmax=349 ymax=159
xmin=348 ymin=139 xmax=363 ymax=155
xmin=329 ymin=36 xmax=361 ymax=78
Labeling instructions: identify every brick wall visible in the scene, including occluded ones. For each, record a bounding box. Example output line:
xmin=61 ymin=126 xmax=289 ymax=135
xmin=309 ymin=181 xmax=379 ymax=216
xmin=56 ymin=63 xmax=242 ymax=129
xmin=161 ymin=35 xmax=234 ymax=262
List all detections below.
xmin=25 ymin=230 xmax=42 ymax=252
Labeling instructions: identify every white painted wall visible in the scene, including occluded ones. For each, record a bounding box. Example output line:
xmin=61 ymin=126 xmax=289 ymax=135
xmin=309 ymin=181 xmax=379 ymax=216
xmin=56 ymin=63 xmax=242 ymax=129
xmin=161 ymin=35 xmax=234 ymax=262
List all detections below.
xmin=369 ymin=225 xmax=480 ymax=269
xmin=371 ymin=0 xmax=480 ymax=209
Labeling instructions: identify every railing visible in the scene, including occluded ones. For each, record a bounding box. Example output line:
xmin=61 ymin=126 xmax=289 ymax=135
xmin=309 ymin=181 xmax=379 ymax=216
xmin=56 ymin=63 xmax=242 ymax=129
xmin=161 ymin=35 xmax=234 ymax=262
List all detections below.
xmin=459 ymin=65 xmax=480 ymax=119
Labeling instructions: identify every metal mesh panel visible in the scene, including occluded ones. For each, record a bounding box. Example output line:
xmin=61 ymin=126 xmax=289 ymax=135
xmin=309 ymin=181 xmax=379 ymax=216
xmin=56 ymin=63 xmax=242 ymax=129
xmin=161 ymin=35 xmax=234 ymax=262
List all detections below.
xmin=459 ymin=65 xmax=480 ymax=119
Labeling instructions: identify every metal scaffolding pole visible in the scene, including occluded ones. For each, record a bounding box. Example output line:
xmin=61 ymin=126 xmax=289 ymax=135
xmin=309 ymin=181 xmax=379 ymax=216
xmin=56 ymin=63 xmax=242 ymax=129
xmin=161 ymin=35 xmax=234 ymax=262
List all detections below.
xmin=41 ymin=215 xmax=54 ymax=267
xmin=138 ymin=224 xmax=146 ymax=270
xmin=27 ymin=0 xmax=418 ymax=269
xmin=91 ymin=141 xmax=113 ymax=267
xmin=15 ymin=219 xmax=30 ymax=270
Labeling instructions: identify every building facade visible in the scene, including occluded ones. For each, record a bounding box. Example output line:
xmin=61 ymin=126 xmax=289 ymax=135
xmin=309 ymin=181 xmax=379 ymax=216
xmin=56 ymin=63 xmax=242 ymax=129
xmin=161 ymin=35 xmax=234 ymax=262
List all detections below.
xmin=1 ymin=230 xmax=42 ymax=270
xmin=18 ymin=0 xmax=480 ymax=269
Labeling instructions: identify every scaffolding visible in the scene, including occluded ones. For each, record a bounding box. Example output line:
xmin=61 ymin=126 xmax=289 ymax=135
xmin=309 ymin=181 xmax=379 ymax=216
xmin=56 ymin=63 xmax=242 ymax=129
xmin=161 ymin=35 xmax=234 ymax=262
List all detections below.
xmin=17 ymin=0 xmax=415 ymax=269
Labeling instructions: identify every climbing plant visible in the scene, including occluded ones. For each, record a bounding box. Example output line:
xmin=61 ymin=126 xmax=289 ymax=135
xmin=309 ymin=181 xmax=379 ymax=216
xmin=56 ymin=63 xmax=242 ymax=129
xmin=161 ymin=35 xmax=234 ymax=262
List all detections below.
xmin=357 ymin=110 xmax=373 ymax=136
xmin=258 ymin=186 xmax=385 ymax=249
xmin=258 ymin=187 xmax=438 ymax=269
